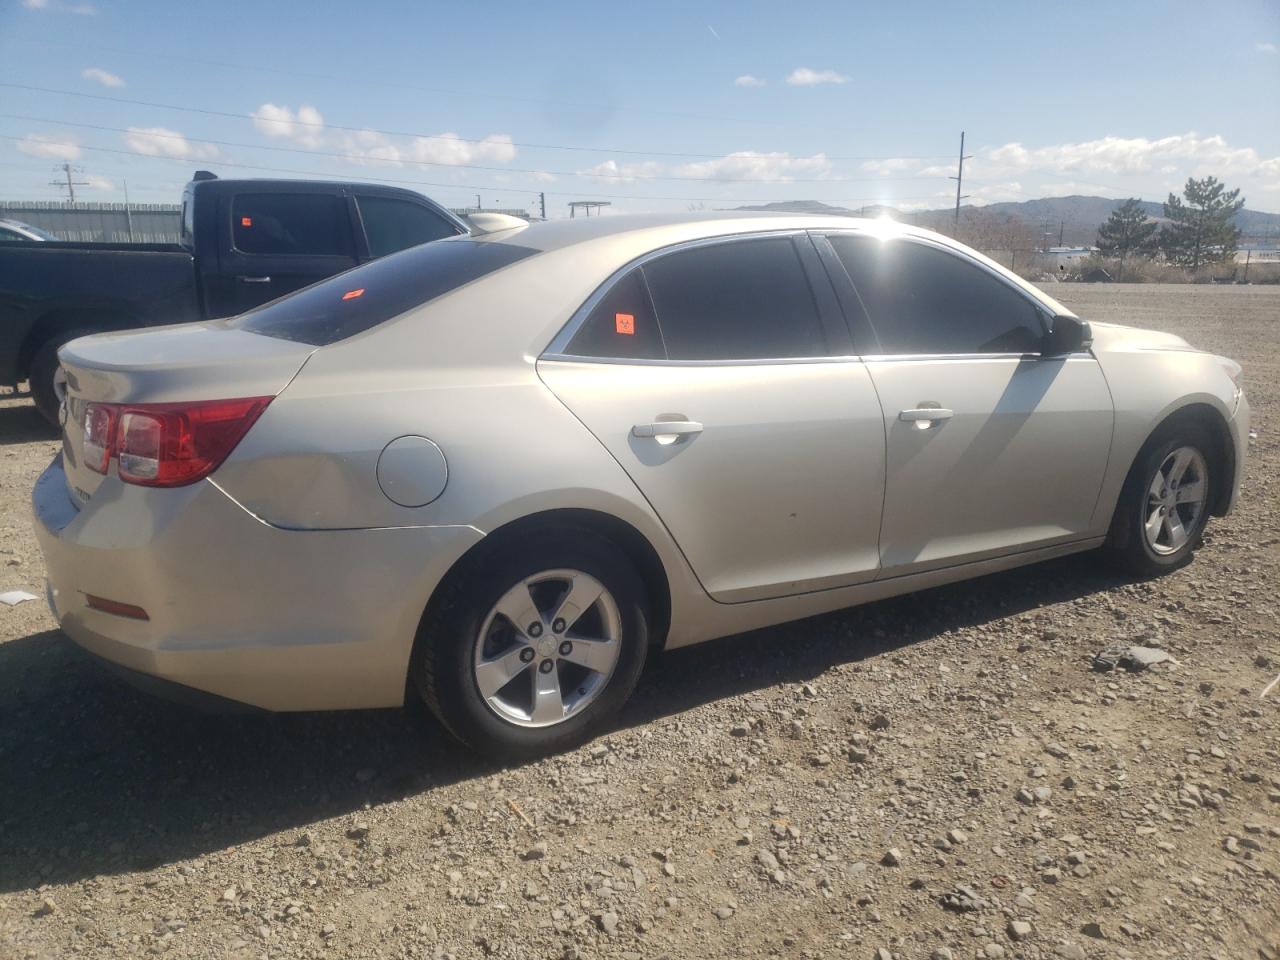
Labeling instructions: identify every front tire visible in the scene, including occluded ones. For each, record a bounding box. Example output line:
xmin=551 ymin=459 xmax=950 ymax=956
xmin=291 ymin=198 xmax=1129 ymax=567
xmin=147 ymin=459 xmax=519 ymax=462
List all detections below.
xmin=1106 ymin=422 xmax=1214 ymax=577
xmin=413 ymin=530 xmax=649 ymax=758
xmin=29 ymin=329 xmax=92 ymax=426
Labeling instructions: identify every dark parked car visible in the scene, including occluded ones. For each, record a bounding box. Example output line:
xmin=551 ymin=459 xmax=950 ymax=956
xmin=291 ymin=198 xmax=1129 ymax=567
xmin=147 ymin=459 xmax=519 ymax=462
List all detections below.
xmin=0 ymin=218 xmax=58 ymax=242
xmin=0 ymin=174 xmax=466 ymax=421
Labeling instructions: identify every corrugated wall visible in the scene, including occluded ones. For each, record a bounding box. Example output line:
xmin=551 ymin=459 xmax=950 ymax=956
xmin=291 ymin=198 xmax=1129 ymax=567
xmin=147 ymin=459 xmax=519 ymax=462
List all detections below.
xmin=0 ymin=201 xmax=182 ymax=243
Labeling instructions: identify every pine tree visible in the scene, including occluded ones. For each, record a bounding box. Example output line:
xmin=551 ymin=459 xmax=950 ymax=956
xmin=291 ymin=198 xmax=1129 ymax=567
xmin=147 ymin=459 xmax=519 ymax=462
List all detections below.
xmin=1096 ymin=198 xmax=1158 ymax=280
xmin=1160 ymin=177 xmax=1245 ymax=270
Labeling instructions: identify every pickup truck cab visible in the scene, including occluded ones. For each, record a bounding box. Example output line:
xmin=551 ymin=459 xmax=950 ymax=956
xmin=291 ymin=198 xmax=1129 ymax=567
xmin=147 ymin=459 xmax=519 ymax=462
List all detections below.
xmin=0 ymin=174 xmax=467 ymax=422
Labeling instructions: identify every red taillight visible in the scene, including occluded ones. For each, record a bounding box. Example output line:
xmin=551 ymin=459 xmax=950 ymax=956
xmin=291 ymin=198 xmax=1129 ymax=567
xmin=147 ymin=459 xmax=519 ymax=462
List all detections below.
xmin=82 ymin=397 xmax=272 ymax=487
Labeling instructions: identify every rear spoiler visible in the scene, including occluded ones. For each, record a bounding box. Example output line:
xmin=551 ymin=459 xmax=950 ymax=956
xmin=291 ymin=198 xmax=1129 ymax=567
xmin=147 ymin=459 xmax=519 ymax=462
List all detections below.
xmin=464 ymin=213 xmax=528 ymax=237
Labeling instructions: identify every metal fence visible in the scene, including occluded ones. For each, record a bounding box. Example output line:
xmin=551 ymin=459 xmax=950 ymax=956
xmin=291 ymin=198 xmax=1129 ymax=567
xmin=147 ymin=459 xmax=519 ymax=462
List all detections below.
xmin=2 ymin=201 xmax=533 ymax=244
xmin=1 ymin=201 xmax=182 ymax=243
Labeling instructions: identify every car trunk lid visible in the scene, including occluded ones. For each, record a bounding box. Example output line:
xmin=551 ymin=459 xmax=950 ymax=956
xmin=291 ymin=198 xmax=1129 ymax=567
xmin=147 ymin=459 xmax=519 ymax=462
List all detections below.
xmin=58 ymin=322 xmax=315 ymax=504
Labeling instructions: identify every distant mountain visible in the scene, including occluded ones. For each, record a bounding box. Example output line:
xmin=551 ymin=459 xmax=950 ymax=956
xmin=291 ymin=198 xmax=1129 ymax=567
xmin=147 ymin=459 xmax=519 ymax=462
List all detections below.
xmin=733 ymin=194 xmax=1280 ymax=244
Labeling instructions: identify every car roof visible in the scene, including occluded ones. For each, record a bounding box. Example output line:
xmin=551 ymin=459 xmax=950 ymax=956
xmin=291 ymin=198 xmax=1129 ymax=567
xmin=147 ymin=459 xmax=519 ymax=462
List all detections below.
xmin=478 ymin=211 xmax=935 ymax=254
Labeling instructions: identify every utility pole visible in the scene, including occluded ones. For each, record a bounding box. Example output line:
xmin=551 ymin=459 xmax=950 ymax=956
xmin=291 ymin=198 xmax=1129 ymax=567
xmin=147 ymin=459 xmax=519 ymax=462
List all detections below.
xmin=123 ymin=179 xmax=135 ymax=242
xmin=949 ymin=131 xmax=972 ymax=229
xmin=50 ymin=162 xmax=89 ymax=203
xmin=539 ymin=192 xmax=546 ymax=220
xmin=1059 ymin=220 xmax=1064 ymax=246
xmin=475 ymin=193 xmax=481 ymax=211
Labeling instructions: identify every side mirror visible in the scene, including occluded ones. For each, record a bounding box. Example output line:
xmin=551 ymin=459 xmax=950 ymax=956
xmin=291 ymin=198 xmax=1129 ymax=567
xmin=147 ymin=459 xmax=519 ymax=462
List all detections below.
xmin=1041 ymin=315 xmax=1092 ymax=355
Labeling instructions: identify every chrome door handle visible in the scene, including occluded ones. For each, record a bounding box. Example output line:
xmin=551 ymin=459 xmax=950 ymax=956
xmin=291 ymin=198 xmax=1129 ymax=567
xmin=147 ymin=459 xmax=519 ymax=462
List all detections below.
xmin=899 ymin=407 xmax=954 ymax=424
xmin=237 ymin=275 xmax=272 ymax=283
xmin=632 ymin=420 xmax=704 ymax=439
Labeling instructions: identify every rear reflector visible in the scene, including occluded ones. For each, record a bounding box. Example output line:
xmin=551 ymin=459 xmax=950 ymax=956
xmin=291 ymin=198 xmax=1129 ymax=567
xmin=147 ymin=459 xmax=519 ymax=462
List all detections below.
xmin=83 ymin=396 xmax=273 ymax=487
xmin=85 ymin=594 xmax=150 ymax=621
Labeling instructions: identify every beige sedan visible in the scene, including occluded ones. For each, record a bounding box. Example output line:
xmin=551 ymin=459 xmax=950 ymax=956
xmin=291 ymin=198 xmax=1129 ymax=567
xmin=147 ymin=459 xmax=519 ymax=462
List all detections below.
xmin=34 ymin=213 xmax=1248 ymax=756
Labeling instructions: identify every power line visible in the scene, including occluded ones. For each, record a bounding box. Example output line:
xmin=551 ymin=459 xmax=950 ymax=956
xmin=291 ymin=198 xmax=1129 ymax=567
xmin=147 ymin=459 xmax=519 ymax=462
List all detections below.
xmin=0 ymin=137 xmax=950 ymax=206
xmin=0 ymin=113 xmax=963 ymax=185
xmin=3 ymin=35 xmax=956 ymax=139
xmin=0 ymin=82 xmax=955 ymax=164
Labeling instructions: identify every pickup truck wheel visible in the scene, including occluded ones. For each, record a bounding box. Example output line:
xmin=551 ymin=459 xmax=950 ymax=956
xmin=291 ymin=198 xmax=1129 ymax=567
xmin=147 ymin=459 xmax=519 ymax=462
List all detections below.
xmin=29 ymin=330 xmax=91 ymax=426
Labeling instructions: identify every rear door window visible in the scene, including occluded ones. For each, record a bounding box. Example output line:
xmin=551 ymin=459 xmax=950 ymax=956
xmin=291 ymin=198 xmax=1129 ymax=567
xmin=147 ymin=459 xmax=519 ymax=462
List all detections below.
xmin=641 ymin=237 xmax=828 ymax=360
xmin=356 ymin=195 xmax=461 ymax=257
xmin=232 ymin=193 xmax=353 ymax=257
xmin=564 ymin=268 xmax=665 ymax=361
xmin=230 ymin=238 xmax=537 ymax=345
xmin=828 ymin=235 xmax=1044 ymax=355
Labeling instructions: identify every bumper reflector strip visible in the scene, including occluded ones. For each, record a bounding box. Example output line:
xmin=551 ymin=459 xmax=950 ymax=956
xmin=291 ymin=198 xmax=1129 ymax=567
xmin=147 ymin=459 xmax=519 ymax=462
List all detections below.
xmin=85 ymin=594 xmax=150 ymax=621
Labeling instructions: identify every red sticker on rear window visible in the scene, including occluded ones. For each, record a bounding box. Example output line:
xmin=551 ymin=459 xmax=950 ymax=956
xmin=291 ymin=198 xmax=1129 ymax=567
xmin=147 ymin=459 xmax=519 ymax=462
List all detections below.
xmin=240 ymin=216 xmax=253 ymax=227
xmin=615 ymin=313 xmax=635 ymax=335
xmin=342 ymin=288 xmax=365 ymax=301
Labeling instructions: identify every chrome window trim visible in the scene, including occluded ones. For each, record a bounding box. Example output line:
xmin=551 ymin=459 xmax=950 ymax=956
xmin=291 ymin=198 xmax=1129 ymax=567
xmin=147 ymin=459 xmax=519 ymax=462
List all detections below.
xmin=539 ymin=353 xmax=864 ymax=368
xmin=860 ymin=351 xmax=1095 ymax=363
xmin=541 ymin=229 xmax=818 ymax=364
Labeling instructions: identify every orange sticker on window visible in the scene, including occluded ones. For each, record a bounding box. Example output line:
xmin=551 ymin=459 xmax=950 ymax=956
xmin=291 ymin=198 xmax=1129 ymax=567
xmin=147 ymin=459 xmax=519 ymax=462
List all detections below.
xmin=342 ymin=288 xmax=365 ymax=301
xmin=240 ymin=216 xmax=253 ymax=227
xmin=615 ymin=312 xmax=635 ymax=335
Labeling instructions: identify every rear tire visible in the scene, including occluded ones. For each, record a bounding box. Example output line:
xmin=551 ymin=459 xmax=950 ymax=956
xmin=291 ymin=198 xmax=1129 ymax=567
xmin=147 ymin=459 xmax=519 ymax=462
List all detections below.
xmin=413 ymin=530 xmax=649 ymax=759
xmin=29 ymin=329 xmax=92 ymax=426
xmin=1106 ymin=421 xmax=1215 ymax=578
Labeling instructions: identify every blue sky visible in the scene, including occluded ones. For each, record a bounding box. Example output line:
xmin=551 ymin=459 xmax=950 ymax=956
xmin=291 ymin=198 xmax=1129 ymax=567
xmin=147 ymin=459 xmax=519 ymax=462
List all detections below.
xmin=2 ymin=0 xmax=1278 ymax=214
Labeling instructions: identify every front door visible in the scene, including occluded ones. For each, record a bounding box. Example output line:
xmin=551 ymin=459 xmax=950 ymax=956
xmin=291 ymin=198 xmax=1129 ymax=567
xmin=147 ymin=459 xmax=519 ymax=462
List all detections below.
xmin=821 ymin=232 xmax=1113 ymax=575
xmin=539 ymin=234 xmax=886 ymax=603
xmin=214 ymin=189 xmax=358 ymax=316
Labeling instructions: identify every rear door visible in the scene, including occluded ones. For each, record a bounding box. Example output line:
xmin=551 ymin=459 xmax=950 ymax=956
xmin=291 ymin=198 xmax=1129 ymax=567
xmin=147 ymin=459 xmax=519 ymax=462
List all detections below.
xmin=353 ymin=194 xmax=463 ymax=259
xmin=218 ymin=188 xmax=358 ymax=314
xmin=538 ymin=233 xmax=886 ymax=603
xmin=820 ymin=232 xmax=1113 ymax=575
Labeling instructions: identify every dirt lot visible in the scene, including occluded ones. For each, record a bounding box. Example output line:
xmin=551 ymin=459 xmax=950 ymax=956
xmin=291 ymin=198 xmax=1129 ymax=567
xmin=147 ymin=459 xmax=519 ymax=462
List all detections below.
xmin=1 ymin=283 xmax=1277 ymax=960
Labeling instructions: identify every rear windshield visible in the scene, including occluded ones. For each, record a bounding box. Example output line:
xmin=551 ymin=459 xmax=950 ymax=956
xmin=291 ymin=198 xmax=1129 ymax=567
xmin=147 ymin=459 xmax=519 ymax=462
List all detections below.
xmin=229 ymin=238 xmax=538 ymax=345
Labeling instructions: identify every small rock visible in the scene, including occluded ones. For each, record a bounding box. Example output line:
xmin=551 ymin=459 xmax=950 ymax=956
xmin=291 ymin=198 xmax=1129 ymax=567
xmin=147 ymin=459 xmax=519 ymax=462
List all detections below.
xmin=870 ymin=714 xmax=891 ymax=731
xmin=1081 ymin=921 xmax=1106 ymax=939
xmin=947 ymin=828 xmax=968 ymax=845
xmin=714 ymin=905 xmax=735 ymax=920
xmin=1007 ymin=919 xmax=1033 ymax=941
xmin=33 ymin=898 xmax=56 ymax=918
xmin=321 ymin=923 xmax=336 ymax=939
xmin=597 ymin=911 xmax=619 ymax=936
xmin=729 ymin=723 xmax=751 ymax=737
xmin=933 ymin=949 xmax=955 ymax=960
xmin=523 ymin=841 xmax=548 ymax=861
xmin=881 ymin=847 xmax=902 ymax=867
xmin=346 ymin=822 xmax=370 ymax=840
xmin=1056 ymin=945 xmax=1087 ymax=960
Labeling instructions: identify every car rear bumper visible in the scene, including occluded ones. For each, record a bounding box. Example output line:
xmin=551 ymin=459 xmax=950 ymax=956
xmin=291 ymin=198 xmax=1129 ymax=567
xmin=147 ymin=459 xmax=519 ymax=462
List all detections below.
xmin=32 ymin=456 xmax=483 ymax=711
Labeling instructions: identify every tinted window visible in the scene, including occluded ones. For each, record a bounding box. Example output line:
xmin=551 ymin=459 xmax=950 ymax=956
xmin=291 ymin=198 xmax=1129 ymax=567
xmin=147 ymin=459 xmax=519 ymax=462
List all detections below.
xmin=830 ymin=235 xmax=1044 ymax=355
xmin=641 ymin=238 xmax=827 ymax=360
xmin=357 ymin=195 xmax=459 ymax=258
xmin=564 ymin=268 xmax=665 ymax=360
xmin=0 ymin=228 xmax=24 ymax=241
xmin=230 ymin=238 xmax=537 ymax=345
xmin=232 ymin=193 xmax=352 ymax=257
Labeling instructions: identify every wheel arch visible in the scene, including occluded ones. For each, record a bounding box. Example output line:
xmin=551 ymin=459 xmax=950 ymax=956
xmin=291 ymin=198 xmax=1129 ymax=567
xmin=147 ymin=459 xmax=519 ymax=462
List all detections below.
xmin=1134 ymin=400 xmax=1236 ymax=517
xmin=410 ymin=508 xmax=673 ymax=685
xmin=18 ymin=306 xmax=137 ymax=382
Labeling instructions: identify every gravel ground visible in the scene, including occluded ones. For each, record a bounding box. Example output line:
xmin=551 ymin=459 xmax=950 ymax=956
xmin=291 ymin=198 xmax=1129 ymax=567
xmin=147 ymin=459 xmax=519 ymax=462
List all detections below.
xmin=1 ymin=282 xmax=1277 ymax=960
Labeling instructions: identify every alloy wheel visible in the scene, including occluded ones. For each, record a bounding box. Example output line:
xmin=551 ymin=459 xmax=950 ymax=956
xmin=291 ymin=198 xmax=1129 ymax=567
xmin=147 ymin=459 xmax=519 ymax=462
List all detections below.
xmin=472 ymin=569 xmax=622 ymax=728
xmin=1144 ymin=445 xmax=1208 ymax=555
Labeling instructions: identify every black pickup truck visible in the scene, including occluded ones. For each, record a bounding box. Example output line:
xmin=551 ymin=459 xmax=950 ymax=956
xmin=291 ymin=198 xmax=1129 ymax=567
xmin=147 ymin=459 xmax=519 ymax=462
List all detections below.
xmin=0 ymin=174 xmax=467 ymax=422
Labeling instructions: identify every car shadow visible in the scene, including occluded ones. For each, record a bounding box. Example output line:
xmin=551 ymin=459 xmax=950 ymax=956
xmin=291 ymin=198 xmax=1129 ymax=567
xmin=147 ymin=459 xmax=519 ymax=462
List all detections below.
xmin=0 ymin=551 xmax=1124 ymax=893
xmin=0 ymin=401 xmax=57 ymax=446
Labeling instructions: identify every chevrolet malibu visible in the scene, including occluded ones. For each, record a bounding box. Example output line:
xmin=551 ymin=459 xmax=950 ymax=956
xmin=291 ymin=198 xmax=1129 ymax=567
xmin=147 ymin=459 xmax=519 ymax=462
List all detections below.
xmin=33 ymin=214 xmax=1248 ymax=756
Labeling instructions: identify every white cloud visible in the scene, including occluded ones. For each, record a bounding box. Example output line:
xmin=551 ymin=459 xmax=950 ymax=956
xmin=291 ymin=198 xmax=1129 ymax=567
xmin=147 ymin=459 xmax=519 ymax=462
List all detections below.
xmin=1257 ymin=42 xmax=1277 ymax=54
xmin=579 ymin=159 xmax=664 ymax=183
xmin=411 ymin=132 xmax=516 ymax=166
xmin=785 ymin=67 xmax=849 ymax=86
xmin=676 ymin=151 xmax=831 ymax=182
xmin=251 ymin=103 xmax=325 ymax=149
xmin=16 ymin=133 xmax=80 ymax=160
xmin=81 ymin=66 xmax=123 ymax=88
xmin=531 ymin=170 xmax=556 ymax=183
xmin=861 ymin=157 xmax=920 ymax=175
xmin=83 ymin=174 xmax=115 ymax=191
xmin=972 ymin=133 xmax=1279 ymax=180
xmin=23 ymin=0 xmax=95 ymax=11
xmin=734 ymin=74 xmax=766 ymax=87
xmin=123 ymin=126 xmax=219 ymax=160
